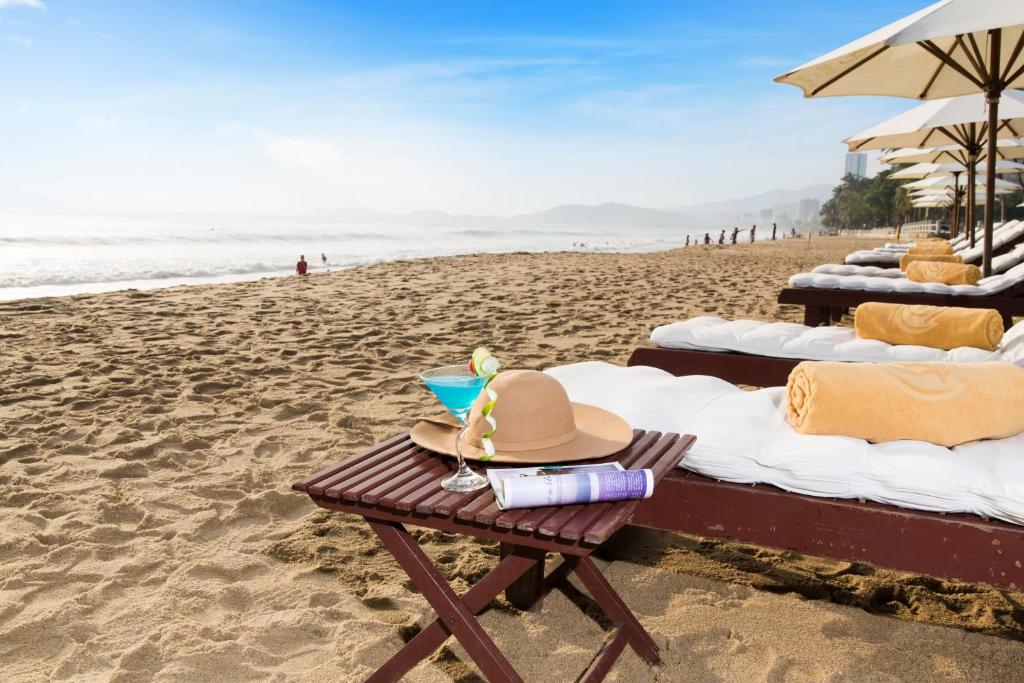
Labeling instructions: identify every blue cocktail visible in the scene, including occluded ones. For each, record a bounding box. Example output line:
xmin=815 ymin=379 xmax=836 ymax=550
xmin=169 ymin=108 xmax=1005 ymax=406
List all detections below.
xmin=421 ymin=364 xmax=490 ymax=492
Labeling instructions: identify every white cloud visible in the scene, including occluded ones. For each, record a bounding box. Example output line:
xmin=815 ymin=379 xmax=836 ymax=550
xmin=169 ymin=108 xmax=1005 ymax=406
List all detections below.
xmin=0 ymin=0 xmax=45 ymax=8
xmin=6 ymin=34 xmax=32 ymax=46
xmin=263 ymin=137 xmax=340 ymax=167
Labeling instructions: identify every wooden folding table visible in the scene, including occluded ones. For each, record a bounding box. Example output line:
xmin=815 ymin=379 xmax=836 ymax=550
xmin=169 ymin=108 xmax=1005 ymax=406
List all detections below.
xmin=293 ymin=429 xmax=693 ymax=682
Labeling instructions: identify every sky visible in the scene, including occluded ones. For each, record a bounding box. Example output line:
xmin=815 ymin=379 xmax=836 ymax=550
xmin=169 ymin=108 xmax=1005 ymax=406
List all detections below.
xmin=0 ymin=0 xmax=933 ymax=216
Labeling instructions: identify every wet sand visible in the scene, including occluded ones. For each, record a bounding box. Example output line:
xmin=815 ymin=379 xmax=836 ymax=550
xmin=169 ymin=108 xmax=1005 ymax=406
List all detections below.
xmin=2 ymin=237 xmax=1023 ymax=681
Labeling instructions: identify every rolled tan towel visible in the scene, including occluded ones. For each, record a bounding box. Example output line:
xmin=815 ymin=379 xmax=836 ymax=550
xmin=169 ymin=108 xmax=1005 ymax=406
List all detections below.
xmin=786 ymin=361 xmax=1024 ymax=446
xmin=899 ymin=253 xmax=963 ymax=270
xmin=908 ymin=243 xmax=954 ymax=255
xmin=905 ymin=261 xmax=982 ymax=285
xmin=854 ymin=302 xmax=1003 ymax=351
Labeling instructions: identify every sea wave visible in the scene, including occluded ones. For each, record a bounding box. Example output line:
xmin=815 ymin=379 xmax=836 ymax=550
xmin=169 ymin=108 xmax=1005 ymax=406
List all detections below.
xmin=0 ymin=230 xmax=412 ymax=247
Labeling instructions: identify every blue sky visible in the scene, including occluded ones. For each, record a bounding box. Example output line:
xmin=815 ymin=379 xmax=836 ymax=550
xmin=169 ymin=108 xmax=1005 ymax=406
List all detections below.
xmin=1 ymin=0 xmax=930 ymax=215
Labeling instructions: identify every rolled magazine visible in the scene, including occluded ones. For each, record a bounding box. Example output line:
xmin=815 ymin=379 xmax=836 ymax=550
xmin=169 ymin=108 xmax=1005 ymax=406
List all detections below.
xmin=487 ymin=463 xmax=655 ymax=510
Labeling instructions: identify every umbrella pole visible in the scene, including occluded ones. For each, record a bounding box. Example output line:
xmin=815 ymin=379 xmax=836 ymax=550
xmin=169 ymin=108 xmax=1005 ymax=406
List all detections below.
xmin=967 ymin=146 xmax=978 ymax=248
xmin=952 ymin=171 xmax=961 ymax=238
xmin=983 ymin=29 xmax=1002 ymax=278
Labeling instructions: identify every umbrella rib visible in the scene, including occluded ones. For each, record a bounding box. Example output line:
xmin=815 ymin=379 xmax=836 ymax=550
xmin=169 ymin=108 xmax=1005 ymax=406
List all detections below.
xmin=1001 ymin=31 xmax=1024 ymax=84
xmin=919 ymin=41 xmax=957 ymax=99
xmin=964 ymin=33 xmax=991 ymax=83
xmin=809 ymin=45 xmax=889 ymax=96
xmin=1005 ymin=62 xmax=1024 ymax=89
xmin=918 ymin=40 xmax=986 ymax=89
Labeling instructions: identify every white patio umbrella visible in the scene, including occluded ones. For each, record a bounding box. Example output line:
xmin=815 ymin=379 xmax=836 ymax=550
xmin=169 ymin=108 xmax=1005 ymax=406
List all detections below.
xmin=880 ymin=138 xmax=1024 ymax=164
xmin=775 ymin=0 xmax=1024 ymax=274
xmin=844 ymin=91 xmax=1024 ymax=248
xmin=903 ymin=175 xmax=1016 ymax=189
xmin=889 ymin=159 xmax=1024 ymax=178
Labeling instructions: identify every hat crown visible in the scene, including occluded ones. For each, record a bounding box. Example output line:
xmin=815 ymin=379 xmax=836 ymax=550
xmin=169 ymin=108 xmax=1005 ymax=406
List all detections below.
xmin=465 ymin=370 xmax=578 ymax=452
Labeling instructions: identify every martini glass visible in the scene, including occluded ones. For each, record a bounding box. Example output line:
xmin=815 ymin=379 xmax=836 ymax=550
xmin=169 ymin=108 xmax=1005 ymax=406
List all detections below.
xmin=420 ymin=364 xmax=490 ymax=492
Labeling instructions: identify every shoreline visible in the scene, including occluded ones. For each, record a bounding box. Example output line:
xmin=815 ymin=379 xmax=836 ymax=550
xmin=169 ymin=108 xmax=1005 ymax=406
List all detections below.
xmin=5 ymin=236 xmax=1023 ymax=681
xmin=0 ymin=234 xmax=826 ymax=303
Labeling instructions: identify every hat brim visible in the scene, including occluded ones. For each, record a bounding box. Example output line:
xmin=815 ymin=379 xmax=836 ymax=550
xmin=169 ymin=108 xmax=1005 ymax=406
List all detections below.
xmin=409 ymin=403 xmax=634 ymax=464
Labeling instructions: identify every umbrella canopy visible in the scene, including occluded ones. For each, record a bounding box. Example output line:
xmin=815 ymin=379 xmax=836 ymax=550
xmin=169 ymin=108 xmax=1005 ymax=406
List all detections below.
xmin=909 ymin=187 xmax=1011 ymax=197
xmin=775 ymin=0 xmax=1024 ymax=274
xmin=880 ymin=138 xmax=1024 ymax=163
xmin=889 ymin=159 xmax=1024 ymax=178
xmin=912 ymin=197 xmax=955 ymax=207
xmin=775 ymin=1 xmax=1024 ymax=99
xmin=902 ymin=175 xmax=1017 ymax=189
xmin=844 ymin=91 xmax=1024 ymax=151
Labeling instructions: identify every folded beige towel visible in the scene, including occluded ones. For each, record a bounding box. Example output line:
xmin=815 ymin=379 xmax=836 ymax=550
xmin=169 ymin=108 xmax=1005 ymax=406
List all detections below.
xmin=786 ymin=361 xmax=1024 ymax=446
xmin=905 ymin=261 xmax=983 ymax=285
xmin=908 ymin=243 xmax=954 ymax=255
xmin=854 ymin=302 xmax=1003 ymax=351
xmin=899 ymin=253 xmax=963 ymax=270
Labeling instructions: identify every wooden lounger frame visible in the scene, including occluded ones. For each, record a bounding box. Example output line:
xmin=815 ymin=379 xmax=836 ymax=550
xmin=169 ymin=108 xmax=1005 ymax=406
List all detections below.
xmin=778 ymin=282 xmax=1024 ymax=327
xmin=625 ymin=348 xmax=1024 ymax=591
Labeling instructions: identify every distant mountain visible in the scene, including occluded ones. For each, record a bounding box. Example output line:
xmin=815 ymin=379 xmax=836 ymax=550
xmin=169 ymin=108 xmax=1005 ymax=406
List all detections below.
xmin=307 ymin=185 xmax=836 ymax=229
xmin=662 ymin=185 xmax=834 ymax=218
xmin=507 ymin=202 xmax=697 ymax=228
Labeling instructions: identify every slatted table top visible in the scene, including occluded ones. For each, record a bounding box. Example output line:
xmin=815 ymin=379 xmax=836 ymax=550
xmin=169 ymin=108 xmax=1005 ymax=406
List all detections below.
xmin=293 ymin=429 xmax=694 ymax=553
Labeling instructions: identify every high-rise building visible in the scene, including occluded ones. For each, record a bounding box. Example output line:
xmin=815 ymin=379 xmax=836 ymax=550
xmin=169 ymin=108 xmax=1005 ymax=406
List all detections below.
xmin=798 ymin=198 xmax=820 ymax=226
xmin=844 ymin=152 xmax=868 ymax=178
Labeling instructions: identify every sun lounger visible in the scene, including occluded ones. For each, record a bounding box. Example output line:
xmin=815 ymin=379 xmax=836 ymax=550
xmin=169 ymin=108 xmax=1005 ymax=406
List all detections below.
xmin=779 ymin=259 xmax=1024 ymax=327
xmin=626 ymin=316 xmax=1024 ymax=386
xmin=544 ymin=361 xmax=1024 ymax=590
xmin=813 ymin=243 xmax=1024 ymax=280
xmin=844 ymin=220 xmax=1024 ymax=267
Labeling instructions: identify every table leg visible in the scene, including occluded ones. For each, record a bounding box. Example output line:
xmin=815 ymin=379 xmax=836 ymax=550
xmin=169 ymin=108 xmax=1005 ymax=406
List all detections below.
xmin=501 ymin=542 xmax=545 ymax=610
xmin=366 ymin=519 xmax=535 ymax=683
xmin=570 ymin=556 xmax=661 ymax=665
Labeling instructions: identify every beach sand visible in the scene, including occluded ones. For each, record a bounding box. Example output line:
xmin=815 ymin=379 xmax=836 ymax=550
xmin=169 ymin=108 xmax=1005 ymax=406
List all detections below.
xmin=2 ymin=236 xmax=1023 ymax=681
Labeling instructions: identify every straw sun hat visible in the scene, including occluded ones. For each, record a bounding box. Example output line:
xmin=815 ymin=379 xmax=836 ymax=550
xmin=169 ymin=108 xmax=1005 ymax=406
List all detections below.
xmin=411 ymin=370 xmax=634 ymax=464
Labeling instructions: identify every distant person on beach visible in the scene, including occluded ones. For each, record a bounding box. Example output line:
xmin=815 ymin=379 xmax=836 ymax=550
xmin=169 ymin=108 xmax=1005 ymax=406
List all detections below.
xmin=321 ymin=253 xmax=327 ymax=266
xmin=791 ymin=228 xmax=797 ymax=238
xmin=685 ymin=235 xmax=690 ymax=247
xmin=718 ymin=230 xmax=725 ymax=245
xmin=704 ymin=232 xmax=711 ymax=246
xmin=749 ymin=225 xmax=756 ymax=243
xmin=296 ymin=255 xmax=308 ymax=276
xmin=730 ymin=227 xmax=739 ymax=245
xmin=772 ymin=222 xmax=777 ymax=240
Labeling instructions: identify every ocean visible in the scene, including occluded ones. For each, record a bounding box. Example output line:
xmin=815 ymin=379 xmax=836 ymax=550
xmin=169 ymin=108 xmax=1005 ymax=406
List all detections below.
xmin=0 ymin=212 xmax=707 ymax=301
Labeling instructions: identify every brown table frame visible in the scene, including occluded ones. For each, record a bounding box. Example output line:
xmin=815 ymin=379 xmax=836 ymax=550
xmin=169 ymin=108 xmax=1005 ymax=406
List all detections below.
xmin=294 ymin=430 xmax=694 ymax=682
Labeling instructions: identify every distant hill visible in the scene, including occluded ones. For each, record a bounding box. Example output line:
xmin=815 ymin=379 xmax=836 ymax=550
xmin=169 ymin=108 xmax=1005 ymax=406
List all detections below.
xmin=308 ymin=185 xmax=836 ymax=229
xmin=507 ymin=202 xmax=697 ymax=228
xmin=662 ymin=185 xmax=834 ymax=218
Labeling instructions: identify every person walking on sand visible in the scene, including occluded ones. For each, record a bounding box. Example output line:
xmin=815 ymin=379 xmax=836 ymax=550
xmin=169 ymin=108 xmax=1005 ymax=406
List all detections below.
xmin=718 ymin=230 xmax=725 ymax=245
xmin=321 ymin=253 xmax=327 ymax=266
xmin=704 ymin=232 xmax=711 ymax=246
xmin=685 ymin=235 xmax=690 ymax=248
xmin=749 ymin=225 xmax=756 ymax=243
xmin=730 ymin=227 xmax=739 ymax=245
xmin=772 ymin=222 xmax=777 ymax=241
xmin=296 ymin=255 xmax=308 ymax=276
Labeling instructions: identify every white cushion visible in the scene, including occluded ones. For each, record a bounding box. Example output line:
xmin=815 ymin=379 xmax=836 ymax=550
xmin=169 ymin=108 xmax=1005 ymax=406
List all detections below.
xmin=789 ymin=259 xmax=1024 ymax=296
xmin=820 ymin=242 xmax=1024 ymax=279
xmin=844 ymin=220 xmax=1021 ymax=265
xmin=546 ymin=361 xmax=1024 ymax=526
xmin=650 ymin=316 xmax=1012 ymax=364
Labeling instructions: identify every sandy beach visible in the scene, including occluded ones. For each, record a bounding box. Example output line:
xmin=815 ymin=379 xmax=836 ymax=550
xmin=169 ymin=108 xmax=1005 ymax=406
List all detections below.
xmin=2 ymin=236 xmax=1024 ymax=682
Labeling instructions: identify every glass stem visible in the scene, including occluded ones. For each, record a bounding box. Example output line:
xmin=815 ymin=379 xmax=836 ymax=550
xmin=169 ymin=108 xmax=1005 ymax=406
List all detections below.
xmin=454 ymin=423 xmax=473 ymax=475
